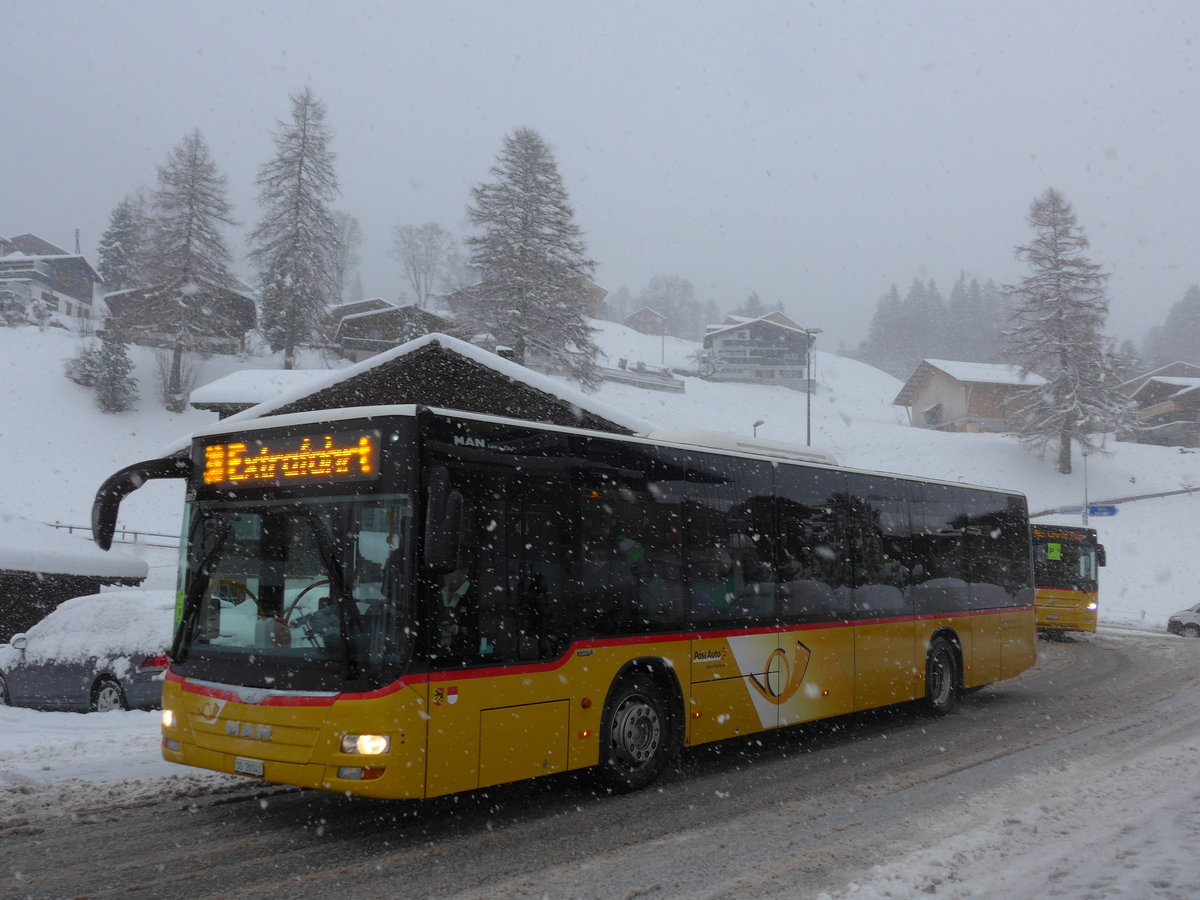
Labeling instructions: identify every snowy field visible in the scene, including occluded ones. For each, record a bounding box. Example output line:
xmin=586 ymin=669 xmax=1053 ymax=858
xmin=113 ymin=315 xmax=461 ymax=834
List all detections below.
xmin=3 ymin=322 xmax=1200 ymax=897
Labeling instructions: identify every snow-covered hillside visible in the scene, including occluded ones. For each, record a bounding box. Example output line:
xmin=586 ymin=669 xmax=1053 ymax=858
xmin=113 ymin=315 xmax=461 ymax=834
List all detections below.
xmin=3 ymin=321 xmax=1197 ymax=625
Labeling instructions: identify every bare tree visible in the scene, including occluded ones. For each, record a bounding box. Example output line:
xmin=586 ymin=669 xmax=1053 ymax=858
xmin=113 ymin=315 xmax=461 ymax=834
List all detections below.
xmin=331 ymin=211 xmax=362 ymax=303
xmin=390 ymin=223 xmax=456 ymax=308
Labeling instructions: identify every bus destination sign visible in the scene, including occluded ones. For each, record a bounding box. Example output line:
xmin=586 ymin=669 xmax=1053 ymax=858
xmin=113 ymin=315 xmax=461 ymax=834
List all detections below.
xmin=202 ymin=432 xmax=379 ymax=488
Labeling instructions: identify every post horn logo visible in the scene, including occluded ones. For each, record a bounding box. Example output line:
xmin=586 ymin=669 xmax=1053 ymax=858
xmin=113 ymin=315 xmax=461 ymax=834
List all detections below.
xmin=748 ymin=640 xmax=812 ymax=705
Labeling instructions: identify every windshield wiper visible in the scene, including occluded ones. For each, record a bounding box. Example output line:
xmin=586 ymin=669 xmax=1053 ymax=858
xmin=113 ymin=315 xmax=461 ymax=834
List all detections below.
xmin=171 ymin=516 xmax=232 ymax=663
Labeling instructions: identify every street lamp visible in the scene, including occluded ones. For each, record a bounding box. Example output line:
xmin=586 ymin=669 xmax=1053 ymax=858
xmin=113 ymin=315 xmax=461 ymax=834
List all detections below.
xmin=753 ymin=419 xmax=764 ymax=437
xmin=803 ymin=328 xmax=823 ymax=446
xmin=1082 ymin=447 xmax=1090 ymax=527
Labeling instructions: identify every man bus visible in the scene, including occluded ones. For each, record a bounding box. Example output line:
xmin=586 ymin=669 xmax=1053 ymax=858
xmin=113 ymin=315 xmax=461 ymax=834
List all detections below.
xmin=1031 ymin=524 xmax=1105 ymax=633
xmin=93 ymin=405 xmax=1037 ymax=799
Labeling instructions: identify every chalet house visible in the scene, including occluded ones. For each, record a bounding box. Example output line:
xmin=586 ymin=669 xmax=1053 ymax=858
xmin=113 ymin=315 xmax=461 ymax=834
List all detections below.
xmin=893 ymin=359 xmax=1046 ymax=433
xmin=103 ymin=276 xmax=257 ymax=353
xmin=624 ymin=306 xmax=667 ymax=336
xmin=0 ymin=233 xmax=104 ymax=325
xmin=333 ymin=301 xmax=453 ymax=361
xmin=1120 ymin=362 xmax=1200 ymax=446
xmin=702 ymin=312 xmax=815 ymax=390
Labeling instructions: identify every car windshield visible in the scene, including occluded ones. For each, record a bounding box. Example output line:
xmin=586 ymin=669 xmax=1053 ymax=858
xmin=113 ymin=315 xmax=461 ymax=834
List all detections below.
xmin=174 ymin=493 xmax=414 ymax=691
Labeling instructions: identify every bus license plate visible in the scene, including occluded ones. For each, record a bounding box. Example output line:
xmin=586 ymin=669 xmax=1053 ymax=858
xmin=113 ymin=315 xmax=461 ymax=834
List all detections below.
xmin=1046 ymin=615 xmax=1060 ymax=621
xmin=235 ymin=757 xmax=265 ymax=777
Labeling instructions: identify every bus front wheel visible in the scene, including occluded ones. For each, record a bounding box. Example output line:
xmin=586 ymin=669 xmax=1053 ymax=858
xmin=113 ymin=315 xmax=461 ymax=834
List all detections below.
xmin=597 ymin=673 xmax=671 ymax=793
xmin=923 ymin=638 xmax=958 ymax=716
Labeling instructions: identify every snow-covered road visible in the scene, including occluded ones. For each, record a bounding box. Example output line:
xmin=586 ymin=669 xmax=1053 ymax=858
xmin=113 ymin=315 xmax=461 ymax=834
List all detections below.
xmin=4 ymin=629 xmax=1199 ymax=899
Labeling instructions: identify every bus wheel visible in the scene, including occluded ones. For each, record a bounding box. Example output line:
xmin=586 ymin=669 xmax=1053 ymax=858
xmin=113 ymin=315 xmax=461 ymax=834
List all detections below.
xmin=923 ymin=638 xmax=958 ymax=716
xmin=597 ymin=674 xmax=670 ymax=792
xmin=91 ymin=677 xmax=128 ymax=713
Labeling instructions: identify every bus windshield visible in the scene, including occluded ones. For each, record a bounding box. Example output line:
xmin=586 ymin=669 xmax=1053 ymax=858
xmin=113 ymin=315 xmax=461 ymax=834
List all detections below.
xmin=1033 ymin=537 xmax=1097 ymax=591
xmin=174 ymin=493 xmax=414 ymax=692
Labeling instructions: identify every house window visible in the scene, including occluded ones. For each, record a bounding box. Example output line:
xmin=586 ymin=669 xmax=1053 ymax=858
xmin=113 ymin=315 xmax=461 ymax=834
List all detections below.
xmin=64 ymin=301 xmax=73 ymax=316
xmin=41 ymin=291 xmax=58 ymax=311
xmin=922 ymin=403 xmax=942 ymax=426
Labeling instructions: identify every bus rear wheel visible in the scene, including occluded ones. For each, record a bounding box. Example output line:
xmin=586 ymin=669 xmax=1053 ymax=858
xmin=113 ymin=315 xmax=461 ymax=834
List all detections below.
xmin=923 ymin=638 xmax=958 ymax=716
xmin=597 ymin=673 xmax=671 ymax=793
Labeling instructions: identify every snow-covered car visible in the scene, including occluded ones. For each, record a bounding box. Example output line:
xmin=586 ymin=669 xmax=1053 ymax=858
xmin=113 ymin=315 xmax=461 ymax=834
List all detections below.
xmin=1167 ymin=602 xmax=1200 ymax=638
xmin=0 ymin=589 xmax=175 ymax=712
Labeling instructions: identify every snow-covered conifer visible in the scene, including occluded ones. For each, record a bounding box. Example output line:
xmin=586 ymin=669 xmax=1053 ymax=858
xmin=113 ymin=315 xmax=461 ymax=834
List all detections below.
xmin=1004 ymin=188 xmax=1133 ymax=474
xmin=97 ymin=192 xmax=150 ymax=291
xmin=462 ymin=128 xmax=599 ymax=387
xmin=140 ymin=129 xmax=239 ymax=410
xmin=248 ymin=87 xmax=340 ymax=369
xmin=95 ymin=327 xmax=138 ymax=413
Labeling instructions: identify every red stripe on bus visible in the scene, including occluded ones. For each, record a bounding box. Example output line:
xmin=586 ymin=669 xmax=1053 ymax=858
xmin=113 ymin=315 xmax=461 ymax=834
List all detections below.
xmin=167 ymin=603 xmax=1034 ymax=704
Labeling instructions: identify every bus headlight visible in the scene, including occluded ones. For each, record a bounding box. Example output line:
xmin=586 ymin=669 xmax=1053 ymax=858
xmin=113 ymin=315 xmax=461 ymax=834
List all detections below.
xmin=1086 ymin=602 xmax=1098 ymax=611
xmin=341 ymin=734 xmax=390 ymax=755
xmin=162 ymin=708 xmax=177 ymax=729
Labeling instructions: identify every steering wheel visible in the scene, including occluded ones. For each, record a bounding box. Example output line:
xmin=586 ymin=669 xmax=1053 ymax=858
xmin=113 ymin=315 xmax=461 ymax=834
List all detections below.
xmin=283 ymin=579 xmax=332 ymax=624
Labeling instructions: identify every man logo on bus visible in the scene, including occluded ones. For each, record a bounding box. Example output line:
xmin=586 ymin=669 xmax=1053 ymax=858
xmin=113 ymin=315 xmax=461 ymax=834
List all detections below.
xmin=748 ymin=640 xmax=812 ymax=705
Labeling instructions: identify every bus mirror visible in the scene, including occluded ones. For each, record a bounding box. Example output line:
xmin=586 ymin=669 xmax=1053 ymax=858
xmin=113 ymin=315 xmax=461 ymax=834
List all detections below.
xmin=1097 ymin=545 xmax=1107 ymax=567
xmin=92 ymin=456 xmax=193 ymax=551
xmin=424 ymin=467 xmax=464 ymax=573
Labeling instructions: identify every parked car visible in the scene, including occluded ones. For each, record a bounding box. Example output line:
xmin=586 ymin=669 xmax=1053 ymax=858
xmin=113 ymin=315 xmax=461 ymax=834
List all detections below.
xmin=0 ymin=589 xmax=175 ymax=711
xmin=1166 ymin=602 xmax=1200 ymax=638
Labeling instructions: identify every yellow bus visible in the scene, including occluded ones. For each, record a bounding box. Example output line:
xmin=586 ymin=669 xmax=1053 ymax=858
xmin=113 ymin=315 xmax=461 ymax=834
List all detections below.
xmin=1031 ymin=524 xmax=1105 ymax=633
xmin=93 ymin=405 xmax=1037 ymax=798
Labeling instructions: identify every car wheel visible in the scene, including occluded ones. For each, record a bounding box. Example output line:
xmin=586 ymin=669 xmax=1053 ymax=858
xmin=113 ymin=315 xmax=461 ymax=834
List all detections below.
xmin=1182 ymin=624 xmax=1200 ymax=638
xmin=923 ymin=637 xmax=958 ymax=716
xmin=596 ymin=672 xmax=672 ymax=793
xmin=91 ymin=677 xmax=128 ymax=712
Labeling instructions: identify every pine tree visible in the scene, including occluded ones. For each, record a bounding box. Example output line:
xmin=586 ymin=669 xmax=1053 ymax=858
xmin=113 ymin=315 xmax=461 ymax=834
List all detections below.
xmin=143 ymin=129 xmax=239 ymax=409
xmin=97 ymin=192 xmax=150 ymax=291
xmin=248 ymin=87 xmax=341 ymax=368
xmin=95 ymin=327 xmax=138 ymax=412
xmin=734 ymin=292 xmax=767 ymax=318
xmin=1004 ymin=188 xmax=1132 ymax=474
xmin=1142 ymin=285 xmax=1200 ymax=368
xmin=462 ymin=128 xmax=599 ymax=386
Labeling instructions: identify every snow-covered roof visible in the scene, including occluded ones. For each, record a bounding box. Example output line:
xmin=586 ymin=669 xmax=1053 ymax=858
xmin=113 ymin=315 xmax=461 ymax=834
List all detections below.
xmin=0 ymin=513 xmax=147 ymax=580
xmin=893 ymin=359 xmax=1046 ymax=407
xmin=166 ymin=333 xmax=654 ymax=454
xmin=1130 ymin=376 xmax=1200 ymax=401
xmin=704 ymin=314 xmax=812 ymax=340
xmin=190 ymin=369 xmax=335 ymax=406
xmin=921 ymin=359 xmax=1047 ymax=386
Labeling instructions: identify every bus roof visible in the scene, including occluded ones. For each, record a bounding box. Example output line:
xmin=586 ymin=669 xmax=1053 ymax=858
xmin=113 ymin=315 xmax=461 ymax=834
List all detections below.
xmin=187 ymin=403 xmax=1026 ymax=500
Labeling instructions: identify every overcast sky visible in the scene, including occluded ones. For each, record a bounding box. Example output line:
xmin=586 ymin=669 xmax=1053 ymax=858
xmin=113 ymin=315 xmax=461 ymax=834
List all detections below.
xmin=4 ymin=0 xmax=1198 ymax=351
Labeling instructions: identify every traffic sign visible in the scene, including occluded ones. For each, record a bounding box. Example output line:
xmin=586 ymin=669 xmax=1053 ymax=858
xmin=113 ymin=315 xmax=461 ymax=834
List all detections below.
xmin=1054 ymin=505 xmax=1118 ymax=516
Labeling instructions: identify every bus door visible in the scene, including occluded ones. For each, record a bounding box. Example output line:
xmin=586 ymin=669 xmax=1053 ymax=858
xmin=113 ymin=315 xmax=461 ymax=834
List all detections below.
xmin=774 ymin=467 xmax=855 ymax=726
xmin=673 ymin=452 xmax=781 ymax=742
xmin=423 ymin=455 xmax=574 ymax=797
xmin=848 ymin=475 xmax=917 ymax=710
